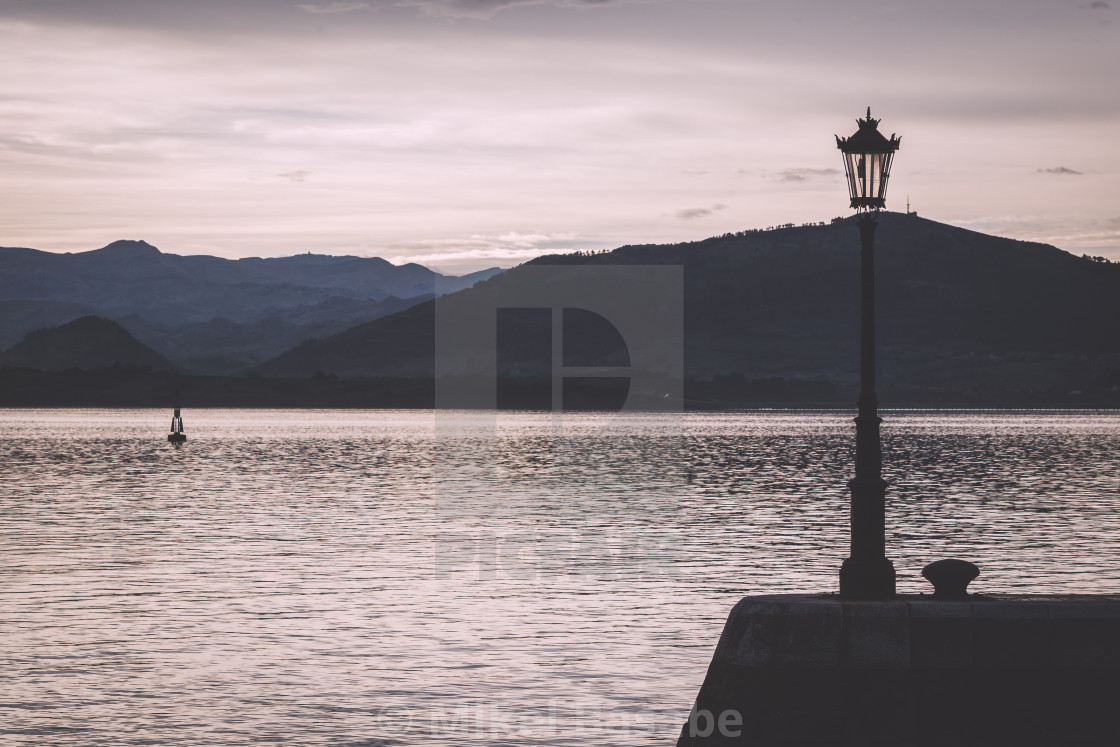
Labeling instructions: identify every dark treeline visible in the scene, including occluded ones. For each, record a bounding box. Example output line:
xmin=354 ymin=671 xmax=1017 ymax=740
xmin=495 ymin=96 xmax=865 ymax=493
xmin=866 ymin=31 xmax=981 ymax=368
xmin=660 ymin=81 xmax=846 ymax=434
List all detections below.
xmin=3 ymin=366 xmax=1118 ymax=410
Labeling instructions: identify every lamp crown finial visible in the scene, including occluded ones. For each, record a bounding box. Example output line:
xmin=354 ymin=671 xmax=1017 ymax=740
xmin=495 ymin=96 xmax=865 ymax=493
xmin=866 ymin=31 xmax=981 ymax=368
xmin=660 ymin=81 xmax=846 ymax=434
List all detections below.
xmin=866 ymin=106 xmax=871 ymax=118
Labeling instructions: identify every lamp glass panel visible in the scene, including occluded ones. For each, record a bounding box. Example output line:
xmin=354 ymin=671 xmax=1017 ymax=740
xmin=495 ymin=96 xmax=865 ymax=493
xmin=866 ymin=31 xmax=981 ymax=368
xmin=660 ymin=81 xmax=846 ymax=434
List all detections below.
xmin=872 ymin=153 xmax=880 ymax=199
xmin=878 ymin=153 xmax=893 ymax=199
xmin=843 ymin=152 xmax=859 ymax=201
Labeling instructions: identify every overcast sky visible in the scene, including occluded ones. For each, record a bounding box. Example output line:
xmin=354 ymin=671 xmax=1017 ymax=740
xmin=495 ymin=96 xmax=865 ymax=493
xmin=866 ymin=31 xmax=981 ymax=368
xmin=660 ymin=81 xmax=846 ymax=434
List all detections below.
xmin=1 ymin=0 xmax=1116 ymax=273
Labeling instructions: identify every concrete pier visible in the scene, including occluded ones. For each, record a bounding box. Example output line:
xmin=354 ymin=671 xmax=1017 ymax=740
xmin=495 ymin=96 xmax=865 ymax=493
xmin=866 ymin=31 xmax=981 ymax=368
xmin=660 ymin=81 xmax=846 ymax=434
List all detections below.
xmin=678 ymin=594 xmax=1120 ymax=747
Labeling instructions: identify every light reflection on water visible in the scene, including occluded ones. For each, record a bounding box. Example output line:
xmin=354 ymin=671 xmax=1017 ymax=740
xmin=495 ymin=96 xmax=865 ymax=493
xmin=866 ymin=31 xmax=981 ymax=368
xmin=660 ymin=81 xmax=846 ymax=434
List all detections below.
xmin=2 ymin=408 xmax=1119 ymax=745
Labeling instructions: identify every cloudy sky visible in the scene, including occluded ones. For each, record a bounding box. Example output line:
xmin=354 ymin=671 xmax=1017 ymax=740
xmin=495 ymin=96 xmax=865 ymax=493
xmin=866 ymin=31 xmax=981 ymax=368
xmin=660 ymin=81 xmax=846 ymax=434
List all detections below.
xmin=1 ymin=0 xmax=1116 ymax=273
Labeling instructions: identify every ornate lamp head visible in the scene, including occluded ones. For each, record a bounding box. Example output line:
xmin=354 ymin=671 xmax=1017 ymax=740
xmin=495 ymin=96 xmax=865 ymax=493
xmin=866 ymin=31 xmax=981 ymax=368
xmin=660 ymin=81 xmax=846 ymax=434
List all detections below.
xmin=836 ymin=108 xmax=901 ymax=211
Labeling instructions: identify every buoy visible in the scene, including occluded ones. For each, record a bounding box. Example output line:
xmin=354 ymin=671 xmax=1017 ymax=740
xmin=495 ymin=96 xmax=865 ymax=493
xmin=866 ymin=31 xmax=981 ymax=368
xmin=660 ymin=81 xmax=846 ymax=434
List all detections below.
xmin=168 ymin=405 xmax=186 ymax=444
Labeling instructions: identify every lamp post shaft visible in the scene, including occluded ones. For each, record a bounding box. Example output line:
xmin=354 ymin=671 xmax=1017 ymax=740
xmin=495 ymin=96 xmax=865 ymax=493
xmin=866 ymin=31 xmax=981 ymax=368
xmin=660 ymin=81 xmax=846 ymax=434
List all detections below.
xmin=839 ymin=213 xmax=896 ymax=599
xmin=856 ymin=214 xmax=882 ymax=486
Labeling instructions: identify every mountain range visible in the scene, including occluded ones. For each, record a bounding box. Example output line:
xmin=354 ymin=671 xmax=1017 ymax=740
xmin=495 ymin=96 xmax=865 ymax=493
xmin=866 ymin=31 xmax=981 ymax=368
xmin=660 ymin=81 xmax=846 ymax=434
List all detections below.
xmin=0 ymin=240 xmax=501 ymax=373
xmin=3 ymin=213 xmax=1119 ymax=406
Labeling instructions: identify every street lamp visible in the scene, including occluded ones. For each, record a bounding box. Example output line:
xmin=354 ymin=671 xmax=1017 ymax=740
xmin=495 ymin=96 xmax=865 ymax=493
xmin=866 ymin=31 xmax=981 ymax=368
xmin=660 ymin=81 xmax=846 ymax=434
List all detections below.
xmin=835 ymin=108 xmax=901 ymax=599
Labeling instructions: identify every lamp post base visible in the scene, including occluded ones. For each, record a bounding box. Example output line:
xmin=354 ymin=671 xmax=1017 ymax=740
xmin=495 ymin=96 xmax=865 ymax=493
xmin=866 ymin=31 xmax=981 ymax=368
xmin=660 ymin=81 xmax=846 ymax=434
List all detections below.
xmin=839 ymin=556 xmax=896 ymax=599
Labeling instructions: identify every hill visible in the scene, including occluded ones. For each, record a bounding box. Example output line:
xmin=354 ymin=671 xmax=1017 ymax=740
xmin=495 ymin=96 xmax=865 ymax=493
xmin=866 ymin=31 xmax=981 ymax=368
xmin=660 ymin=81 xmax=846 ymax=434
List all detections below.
xmin=253 ymin=212 xmax=1120 ymax=403
xmin=0 ymin=316 xmax=175 ymax=372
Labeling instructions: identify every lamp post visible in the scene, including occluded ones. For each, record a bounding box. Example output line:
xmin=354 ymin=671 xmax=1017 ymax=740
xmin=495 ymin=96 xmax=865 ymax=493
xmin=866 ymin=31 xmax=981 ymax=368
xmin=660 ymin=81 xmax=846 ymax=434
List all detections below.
xmin=835 ymin=108 xmax=900 ymax=599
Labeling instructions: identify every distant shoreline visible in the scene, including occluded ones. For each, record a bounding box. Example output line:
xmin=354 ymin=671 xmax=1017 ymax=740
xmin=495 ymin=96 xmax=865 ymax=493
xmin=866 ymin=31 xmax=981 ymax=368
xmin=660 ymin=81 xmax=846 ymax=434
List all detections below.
xmin=2 ymin=367 xmax=1117 ymax=411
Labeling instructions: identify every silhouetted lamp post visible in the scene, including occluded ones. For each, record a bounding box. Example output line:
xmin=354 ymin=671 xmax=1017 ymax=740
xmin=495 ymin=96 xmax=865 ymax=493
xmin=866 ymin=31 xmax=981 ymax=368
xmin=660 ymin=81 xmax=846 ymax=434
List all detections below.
xmin=835 ymin=108 xmax=901 ymax=599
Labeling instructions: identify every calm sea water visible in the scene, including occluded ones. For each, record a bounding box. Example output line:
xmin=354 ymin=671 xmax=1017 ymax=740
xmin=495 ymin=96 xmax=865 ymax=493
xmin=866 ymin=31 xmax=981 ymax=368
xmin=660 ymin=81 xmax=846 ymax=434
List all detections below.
xmin=2 ymin=408 xmax=1119 ymax=746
